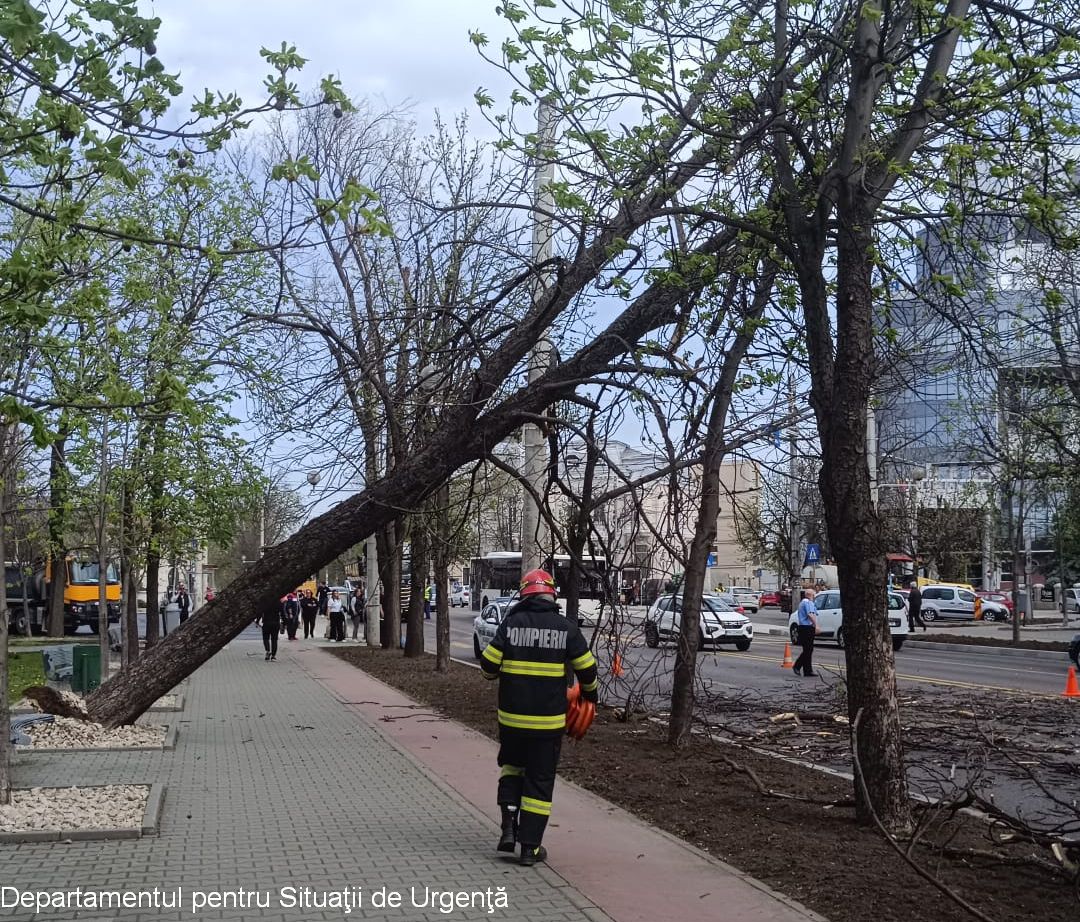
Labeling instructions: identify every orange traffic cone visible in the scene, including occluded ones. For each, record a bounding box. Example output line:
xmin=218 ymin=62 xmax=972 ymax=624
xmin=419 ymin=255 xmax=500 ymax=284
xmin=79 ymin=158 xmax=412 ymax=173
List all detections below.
xmin=781 ymin=642 xmax=794 ymax=669
xmin=1063 ymin=665 xmax=1080 ymax=699
xmin=612 ymin=653 xmax=624 ymax=678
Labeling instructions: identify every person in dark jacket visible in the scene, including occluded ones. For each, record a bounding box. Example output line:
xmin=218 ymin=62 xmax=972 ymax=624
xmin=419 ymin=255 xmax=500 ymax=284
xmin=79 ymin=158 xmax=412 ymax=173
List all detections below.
xmin=176 ymin=586 xmax=190 ymax=623
xmin=282 ymin=593 xmax=300 ymax=640
xmin=480 ymin=568 xmax=598 ymax=866
xmin=299 ymin=590 xmax=319 ymax=639
xmin=907 ymin=584 xmax=927 ymax=632
xmin=261 ymin=600 xmax=281 ymax=661
xmin=1069 ymin=633 xmax=1080 ymax=670
xmin=317 ymin=582 xmax=329 ymax=618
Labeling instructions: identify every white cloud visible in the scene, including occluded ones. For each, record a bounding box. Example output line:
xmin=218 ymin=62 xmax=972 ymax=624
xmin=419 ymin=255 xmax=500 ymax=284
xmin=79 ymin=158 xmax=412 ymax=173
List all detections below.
xmin=147 ymin=0 xmax=513 ymax=131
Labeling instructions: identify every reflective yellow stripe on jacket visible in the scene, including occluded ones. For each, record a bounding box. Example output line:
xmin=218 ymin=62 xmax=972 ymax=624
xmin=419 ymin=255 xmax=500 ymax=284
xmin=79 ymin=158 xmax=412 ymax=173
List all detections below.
xmin=497 ymin=709 xmax=566 ymax=731
xmin=481 ymin=645 xmax=503 ymax=667
xmin=570 ymin=650 xmax=596 ymax=671
xmin=500 ymin=659 xmax=565 ymax=678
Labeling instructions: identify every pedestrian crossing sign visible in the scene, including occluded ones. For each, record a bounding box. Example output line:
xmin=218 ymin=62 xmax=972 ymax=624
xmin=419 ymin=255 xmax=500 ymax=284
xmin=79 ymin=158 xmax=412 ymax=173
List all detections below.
xmin=804 ymin=544 xmax=821 ymax=566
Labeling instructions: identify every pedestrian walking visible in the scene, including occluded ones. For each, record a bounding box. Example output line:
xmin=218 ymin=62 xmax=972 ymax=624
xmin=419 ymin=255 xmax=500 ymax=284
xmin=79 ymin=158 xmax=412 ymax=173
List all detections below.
xmin=1068 ymin=633 xmax=1079 ymax=670
xmin=792 ymin=588 xmax=818 ymax=677
xmin=327 ymin=590 xmax=346 ymax=642
xmin=350 ymin=586 xmax=365 ymax=640
xmin=479 ymin=568 xmax=599 ymax=866
xmin=261 ymin=599 xmax=281 ymax=661
xmin=299 ymin=590 xmax=319 ymax=639
xmin=282 ymin=593 xmax=300 ymax=640
xmin=175 ymin=586 xmax=191 ymax=624
xmin=907 ymin=584 xmax=927 ymax=632
xmin=317 ymin=582 xmax=329 ymax=618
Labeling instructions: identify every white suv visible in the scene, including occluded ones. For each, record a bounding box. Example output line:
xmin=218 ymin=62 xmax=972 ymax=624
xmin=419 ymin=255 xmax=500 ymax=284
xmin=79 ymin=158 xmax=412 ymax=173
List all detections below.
xmin=644 ymin=594 xmax=753 ymax=651
xmin=787 ymin=589 xmax=909 ymax=652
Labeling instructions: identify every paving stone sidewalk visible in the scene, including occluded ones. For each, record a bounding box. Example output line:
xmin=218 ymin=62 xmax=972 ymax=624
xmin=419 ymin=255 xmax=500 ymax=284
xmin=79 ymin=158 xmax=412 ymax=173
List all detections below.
xmin=3 ymin=628 xmax=606 ymax=922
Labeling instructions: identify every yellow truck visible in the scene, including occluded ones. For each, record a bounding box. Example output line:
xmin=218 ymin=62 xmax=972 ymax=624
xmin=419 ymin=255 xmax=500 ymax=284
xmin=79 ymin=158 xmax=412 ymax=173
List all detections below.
xmin=42 ymin=554 xmax=122 ymax=635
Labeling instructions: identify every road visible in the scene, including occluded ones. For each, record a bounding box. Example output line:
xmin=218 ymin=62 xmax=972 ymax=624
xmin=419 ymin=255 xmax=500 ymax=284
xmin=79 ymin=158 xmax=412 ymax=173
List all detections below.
xmin=426 ymin=605 xmax=1072 ymax=698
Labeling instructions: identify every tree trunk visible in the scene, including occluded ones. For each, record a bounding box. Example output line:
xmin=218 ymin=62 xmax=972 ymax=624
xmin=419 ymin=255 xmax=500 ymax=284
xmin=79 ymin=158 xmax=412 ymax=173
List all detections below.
xmin=45 ymin=429 xmax=69 ymax=636
xmin=667 ymin=463 xmax=713 ymax=746
xmin=120 ymin=483 xmax=139 ymax=665
xmin=404 ymin=517 xmax=427 ymax=657
xmin=0 ymin=433 xmax=12 ymax=805
xmin=83 ymin=252 xmax=695 ymax=727
xmin=145 ymin=542 xmax=161 ymax=648
xmin=376 ymin=522 xmax=400 ymax=649
xmin=824 ymin=200 xmax=911 ymax=832
xmin=433 ymin=483 xmax=451 ymax=672
xmin=668 ymin=265 xmax=773 ymax=745
xmin=97 ymin=419 xmax=111 ymax=685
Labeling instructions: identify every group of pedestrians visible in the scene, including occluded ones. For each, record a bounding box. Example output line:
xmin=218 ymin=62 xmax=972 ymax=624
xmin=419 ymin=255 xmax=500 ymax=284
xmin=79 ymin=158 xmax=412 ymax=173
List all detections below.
xmin=257 ymin=582 xmax=368 ymax=660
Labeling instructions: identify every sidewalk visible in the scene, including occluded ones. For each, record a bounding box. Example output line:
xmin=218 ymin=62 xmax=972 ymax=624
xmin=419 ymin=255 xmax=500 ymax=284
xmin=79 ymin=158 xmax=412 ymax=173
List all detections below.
xmin=4 ymin=627 xmax=824 ymax=922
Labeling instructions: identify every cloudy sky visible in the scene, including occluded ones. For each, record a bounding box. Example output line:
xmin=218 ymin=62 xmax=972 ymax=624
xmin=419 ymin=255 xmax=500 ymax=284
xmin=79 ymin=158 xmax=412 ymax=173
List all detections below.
xmin=149 ymin=0 xmax=513 ymax=134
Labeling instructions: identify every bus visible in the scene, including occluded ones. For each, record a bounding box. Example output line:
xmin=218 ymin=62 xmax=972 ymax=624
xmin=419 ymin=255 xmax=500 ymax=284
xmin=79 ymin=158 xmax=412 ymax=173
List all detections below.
xmin=469 ymin=551 xmax=610 ymax=623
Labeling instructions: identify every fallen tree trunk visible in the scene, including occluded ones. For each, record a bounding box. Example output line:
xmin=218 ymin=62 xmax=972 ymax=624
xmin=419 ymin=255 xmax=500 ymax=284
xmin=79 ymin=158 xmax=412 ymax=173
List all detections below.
xmin=85 ymin=226 xmax=742 ymax=727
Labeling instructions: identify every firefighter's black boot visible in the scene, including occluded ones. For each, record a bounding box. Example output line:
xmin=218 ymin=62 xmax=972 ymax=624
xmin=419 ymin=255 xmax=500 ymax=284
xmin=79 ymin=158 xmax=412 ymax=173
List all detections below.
xmin=519 ymin=844 xmax=547 ymax=866
xmin=497 ymin=806 xmax=518 ymax=853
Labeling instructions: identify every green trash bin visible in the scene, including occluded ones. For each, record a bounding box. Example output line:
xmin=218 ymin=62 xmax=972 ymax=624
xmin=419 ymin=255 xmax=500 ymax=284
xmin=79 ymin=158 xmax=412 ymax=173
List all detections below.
xmin=71 ymin=645 xmax=102 ymax=694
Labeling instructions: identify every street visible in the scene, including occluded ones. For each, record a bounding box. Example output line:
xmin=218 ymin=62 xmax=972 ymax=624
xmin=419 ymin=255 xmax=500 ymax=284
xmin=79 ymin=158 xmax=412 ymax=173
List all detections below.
xmin=426 ymin=604 xmax=1073 ymax=698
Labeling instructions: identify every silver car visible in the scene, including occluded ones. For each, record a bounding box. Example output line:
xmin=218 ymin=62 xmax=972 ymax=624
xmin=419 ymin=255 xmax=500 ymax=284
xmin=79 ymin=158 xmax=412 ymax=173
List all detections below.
xmin=472 ymin=597 xmax=514 ymax=659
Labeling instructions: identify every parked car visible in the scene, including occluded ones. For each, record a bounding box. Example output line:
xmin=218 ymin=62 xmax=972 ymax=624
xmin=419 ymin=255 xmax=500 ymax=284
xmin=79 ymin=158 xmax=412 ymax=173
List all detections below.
xmin=729 ymin=587 xmax=761 ymax=613
xmin=713 ymin=591 xmax=746 ymax=614
xmin=759 ymin=590 xmax=780 ymax=608
xmin=920 ymin=585 xmax=1009 ymax=622
xmin=451 ymin=584 xmax=471 ymax=607
xmin=644 ymin=594 xmax=753 ymax=651
xmin=473 ymin=597 xmax=515 ymax=659
xmin=976 ymin=590 xmax=1014 ymax=618
xmin=787 ymin=589 xmax=909 ymax=651
xmin=1061 ymin=587 xmax=1080 ymax=615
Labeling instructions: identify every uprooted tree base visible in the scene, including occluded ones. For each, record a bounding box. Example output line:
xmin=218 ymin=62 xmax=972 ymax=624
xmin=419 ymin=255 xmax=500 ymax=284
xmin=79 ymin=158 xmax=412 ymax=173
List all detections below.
xmin=332 ymin=645 xmax=1078 ymax=922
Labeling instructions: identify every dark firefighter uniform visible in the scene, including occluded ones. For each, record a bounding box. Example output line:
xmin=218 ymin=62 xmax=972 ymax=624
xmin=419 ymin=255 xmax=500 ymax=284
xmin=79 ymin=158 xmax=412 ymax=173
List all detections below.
xmin=480 ymin=575 xmax=598 ymax=864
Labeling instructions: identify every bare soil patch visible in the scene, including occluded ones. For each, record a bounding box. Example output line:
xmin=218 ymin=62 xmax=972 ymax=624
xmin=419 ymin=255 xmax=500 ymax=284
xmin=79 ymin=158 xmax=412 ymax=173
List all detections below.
xmin=332 ymin=645 xmax=1077 ymax=922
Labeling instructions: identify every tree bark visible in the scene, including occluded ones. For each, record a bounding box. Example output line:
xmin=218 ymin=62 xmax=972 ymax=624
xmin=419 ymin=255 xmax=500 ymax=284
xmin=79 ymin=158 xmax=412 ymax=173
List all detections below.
xmin=404 ymin=516 xmax=427 ymax=657
xmin=0 ymin=429 xmax=12 ymax=804
xmin=376 ymin=522 xmax=401 ymax=649
xmin=824 ymin=198 xmax=910 ymax=832
xmin=433 ymin=482 xmax=451 ymax=673
xmin=45 ymin=430 xmax=68 ymax=636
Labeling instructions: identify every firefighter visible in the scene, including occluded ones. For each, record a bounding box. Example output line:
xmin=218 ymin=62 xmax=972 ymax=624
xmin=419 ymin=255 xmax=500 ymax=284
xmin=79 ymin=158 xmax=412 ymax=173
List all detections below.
xmin=479 ymin=568 xmax=598 ymax=866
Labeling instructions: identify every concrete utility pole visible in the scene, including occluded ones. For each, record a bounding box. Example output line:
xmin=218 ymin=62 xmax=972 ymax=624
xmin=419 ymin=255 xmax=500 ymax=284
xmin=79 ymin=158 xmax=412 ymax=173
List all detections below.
xmin=520 ymin=99 xmax=556 ymax=574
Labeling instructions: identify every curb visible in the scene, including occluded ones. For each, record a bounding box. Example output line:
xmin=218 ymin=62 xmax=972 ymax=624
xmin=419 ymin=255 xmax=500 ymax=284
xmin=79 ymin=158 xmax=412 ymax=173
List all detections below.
xmin=143 ymin=781 xmax=166 ymax=834
xmin=905 ymin=640 xmax=1068 ymax=658
xmin=0 ymin=783 xmax=164 ymax=844
xmin=15 ymin=724 xmax=176 ymax=754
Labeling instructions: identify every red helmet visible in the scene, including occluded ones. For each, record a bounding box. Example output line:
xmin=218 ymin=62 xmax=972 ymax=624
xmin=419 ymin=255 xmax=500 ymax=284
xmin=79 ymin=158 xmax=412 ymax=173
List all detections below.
xmin=520 ymin=568 xmax=556 ymax=598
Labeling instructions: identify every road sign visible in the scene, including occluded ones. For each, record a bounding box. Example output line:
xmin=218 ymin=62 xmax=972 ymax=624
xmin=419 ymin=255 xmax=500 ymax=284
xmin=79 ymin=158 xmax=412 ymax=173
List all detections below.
xmin=706 ymin=552 xmax=717 ymax=567
xmin=804 ymin=544 xmax=821 ymax=567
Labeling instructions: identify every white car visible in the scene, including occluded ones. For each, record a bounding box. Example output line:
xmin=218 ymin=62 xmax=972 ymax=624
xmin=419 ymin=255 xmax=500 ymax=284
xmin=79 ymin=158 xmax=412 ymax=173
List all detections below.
xmin=643 ymin=594 xmax=753 ymax=651
xmin=473 ymin=597 xmax=514 ymax=659
xmin=787 ymin=589 xmax=909 ymax=652
xmin=451 ymin=584 xmax=471 ymax=607
xmin=729 ymin=587 xmax=761 ymax=613
xmin=920 ymin=585 xmax=1008 ymax=622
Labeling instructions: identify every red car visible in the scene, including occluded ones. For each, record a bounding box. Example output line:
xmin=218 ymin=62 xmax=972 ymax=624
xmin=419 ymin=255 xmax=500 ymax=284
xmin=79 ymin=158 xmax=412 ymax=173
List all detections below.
xmin=977 ymin=590 xmax=1014 ymax=612
xmin=759 ymin=591 xmax=780 ymax=607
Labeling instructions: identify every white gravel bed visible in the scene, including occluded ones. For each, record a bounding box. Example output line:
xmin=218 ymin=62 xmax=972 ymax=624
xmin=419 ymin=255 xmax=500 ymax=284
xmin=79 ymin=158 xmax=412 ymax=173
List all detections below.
xmin=19 ymin=717 xmax=167 ymax=750
xmin=15 ymin=691 xmax=178 ymax=711
xmin=0 ymin=784 xmax=149 ymax=833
